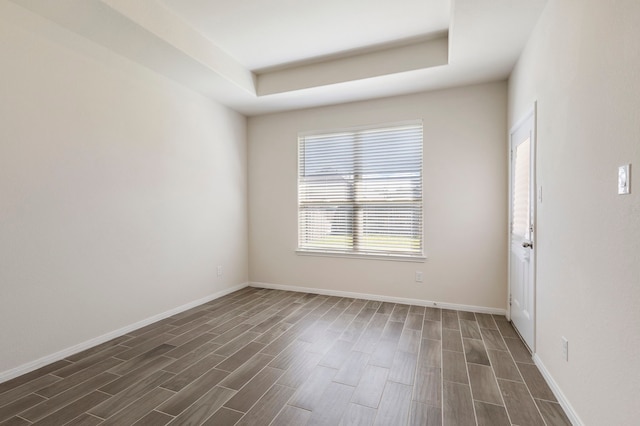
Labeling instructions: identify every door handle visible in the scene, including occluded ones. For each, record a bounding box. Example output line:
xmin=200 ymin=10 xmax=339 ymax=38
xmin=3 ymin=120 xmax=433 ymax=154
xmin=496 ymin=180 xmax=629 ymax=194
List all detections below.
xmin=522 ymin=241 xmax=533 ymax=249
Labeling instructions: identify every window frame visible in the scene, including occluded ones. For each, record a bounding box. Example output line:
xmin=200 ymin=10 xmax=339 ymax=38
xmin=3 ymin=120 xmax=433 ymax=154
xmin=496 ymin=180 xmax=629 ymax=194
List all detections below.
xmin=296 ymin=120 xmax=426 ymax=262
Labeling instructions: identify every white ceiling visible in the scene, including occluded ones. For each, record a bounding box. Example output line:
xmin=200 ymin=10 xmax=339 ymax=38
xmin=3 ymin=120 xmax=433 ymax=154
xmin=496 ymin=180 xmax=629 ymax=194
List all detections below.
xmin=11 ymin=0 xmax=547 ymax=116
xmin=158 ymin=0 xmax=451 ymax=71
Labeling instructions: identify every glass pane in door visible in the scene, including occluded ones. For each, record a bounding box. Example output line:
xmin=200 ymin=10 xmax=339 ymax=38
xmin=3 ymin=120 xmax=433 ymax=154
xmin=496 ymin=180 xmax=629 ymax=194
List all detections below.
xmin=512 ymin=138 xmax=531 ymax=239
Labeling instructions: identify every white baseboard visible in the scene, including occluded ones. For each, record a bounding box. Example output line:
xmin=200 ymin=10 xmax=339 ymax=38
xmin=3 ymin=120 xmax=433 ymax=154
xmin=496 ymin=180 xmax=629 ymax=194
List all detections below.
xmin=250 ymin=281 xmax=506 ymax=315
xmin=0 ymin=282 xmax=249 ymax=384
xmin=533 ymin=354 xmax=584 ymax=426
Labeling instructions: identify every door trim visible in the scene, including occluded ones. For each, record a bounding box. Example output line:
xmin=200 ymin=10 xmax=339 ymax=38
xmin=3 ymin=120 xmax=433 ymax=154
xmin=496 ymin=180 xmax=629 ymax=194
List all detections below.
xmin=507 ymin=102 xmax=537 ymax=352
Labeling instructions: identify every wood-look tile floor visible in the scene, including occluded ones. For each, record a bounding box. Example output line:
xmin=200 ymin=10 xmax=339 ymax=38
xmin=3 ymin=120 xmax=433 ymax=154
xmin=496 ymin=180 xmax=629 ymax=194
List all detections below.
xmin=0 ymin=288 xmax=573 ymax=426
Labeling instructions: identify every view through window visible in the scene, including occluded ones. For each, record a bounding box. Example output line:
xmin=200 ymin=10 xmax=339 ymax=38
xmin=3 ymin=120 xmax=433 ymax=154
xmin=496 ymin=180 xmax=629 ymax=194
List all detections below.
xmin=297 ymin=122 xmax=423 ymax=258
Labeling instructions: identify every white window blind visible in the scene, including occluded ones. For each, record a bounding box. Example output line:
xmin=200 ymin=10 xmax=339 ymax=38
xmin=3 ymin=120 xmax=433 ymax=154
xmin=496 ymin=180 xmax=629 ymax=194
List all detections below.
xmin=298 ymin=122 xmax=423 ymax=258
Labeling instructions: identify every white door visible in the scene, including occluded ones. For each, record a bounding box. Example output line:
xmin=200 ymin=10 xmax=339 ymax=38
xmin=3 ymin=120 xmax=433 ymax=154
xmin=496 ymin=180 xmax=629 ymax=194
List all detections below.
xmin=509 ymin=107 xmax=536 ymax=351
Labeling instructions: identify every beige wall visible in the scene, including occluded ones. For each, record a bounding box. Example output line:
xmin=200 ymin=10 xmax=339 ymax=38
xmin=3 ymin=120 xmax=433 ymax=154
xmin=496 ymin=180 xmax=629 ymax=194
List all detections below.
xmin=249 ymin=82 xmax=508 ymax=310
xmin=509 ymin=1 xmax=640 ymax=424
xmin=0 ymin=4 xmax=248 ymax=375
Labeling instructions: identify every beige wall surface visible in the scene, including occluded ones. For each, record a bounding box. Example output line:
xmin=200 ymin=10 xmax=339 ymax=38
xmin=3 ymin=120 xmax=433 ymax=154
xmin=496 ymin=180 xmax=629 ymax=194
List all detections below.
xmin=509 ymin=1 xmax=640 ymax=424
xmin=0 ymin=4 xmax=248 ymax=375
xmin=249 ymin=82 xmax=508 ymax=310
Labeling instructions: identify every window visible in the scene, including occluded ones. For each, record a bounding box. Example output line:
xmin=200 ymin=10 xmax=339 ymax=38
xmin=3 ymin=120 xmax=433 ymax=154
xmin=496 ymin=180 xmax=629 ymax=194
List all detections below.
xmin=297 ymin=121 xmax=424 ymax=260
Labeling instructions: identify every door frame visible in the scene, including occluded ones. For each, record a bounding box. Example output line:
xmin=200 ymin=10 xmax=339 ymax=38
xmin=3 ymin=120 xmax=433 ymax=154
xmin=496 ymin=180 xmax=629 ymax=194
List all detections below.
xmin=507 ymin=102 xmax=537 ymax=352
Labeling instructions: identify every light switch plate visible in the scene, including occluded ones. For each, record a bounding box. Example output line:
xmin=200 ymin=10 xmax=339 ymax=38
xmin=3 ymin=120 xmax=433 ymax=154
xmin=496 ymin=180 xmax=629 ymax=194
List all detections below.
xmin=618 ymin=164 xmax=631 ymax=195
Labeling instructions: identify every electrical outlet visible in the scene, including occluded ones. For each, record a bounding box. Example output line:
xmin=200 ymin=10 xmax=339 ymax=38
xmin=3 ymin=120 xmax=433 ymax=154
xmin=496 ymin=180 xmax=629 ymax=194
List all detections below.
xmin=415 ymin=271 xmax=423 ymax=283
xmin=217 ymin=265 xmax=223 ymax=277
xmin=561 ymin=336 xmax=569 ymax=361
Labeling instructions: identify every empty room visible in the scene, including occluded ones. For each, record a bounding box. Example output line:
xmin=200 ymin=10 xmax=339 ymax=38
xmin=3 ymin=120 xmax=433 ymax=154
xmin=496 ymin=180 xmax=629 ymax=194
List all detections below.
xmin=0 ymin=0 xmax=637 ymax=425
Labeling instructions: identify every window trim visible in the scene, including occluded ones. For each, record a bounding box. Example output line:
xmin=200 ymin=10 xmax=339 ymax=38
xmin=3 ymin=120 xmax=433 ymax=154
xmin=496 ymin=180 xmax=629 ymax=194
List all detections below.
xmin=297 ymin=120 xmax=425 ymax=261
xmin=295 ymin=249 xmax=426 ymax=262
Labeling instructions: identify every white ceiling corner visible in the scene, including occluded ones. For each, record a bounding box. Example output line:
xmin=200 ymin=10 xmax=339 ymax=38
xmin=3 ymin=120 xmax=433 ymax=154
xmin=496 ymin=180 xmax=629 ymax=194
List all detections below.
xmin=8 ymin=0 xmax=547 ymax=115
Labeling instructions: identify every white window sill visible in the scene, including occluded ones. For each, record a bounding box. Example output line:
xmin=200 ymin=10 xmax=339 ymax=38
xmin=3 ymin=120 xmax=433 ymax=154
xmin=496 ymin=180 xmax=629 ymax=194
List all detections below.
xmin=296 ymin=249 xmax=426 ymax=263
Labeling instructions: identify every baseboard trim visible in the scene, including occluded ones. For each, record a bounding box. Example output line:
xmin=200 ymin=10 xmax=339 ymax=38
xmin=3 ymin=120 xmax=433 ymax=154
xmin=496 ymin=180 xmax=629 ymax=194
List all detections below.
xmin=0 ymin=282 xmax=249 ymax=384
xmin=250 ymin=281 xmax=506 ymax=315
xmin=532 ymin=354 xmax=583 ymax=426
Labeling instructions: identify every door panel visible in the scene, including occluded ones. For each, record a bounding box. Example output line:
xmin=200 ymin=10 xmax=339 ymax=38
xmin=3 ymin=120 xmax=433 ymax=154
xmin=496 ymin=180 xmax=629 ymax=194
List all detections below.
xmin=509 ymin=109 xmax=535 ymax=351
